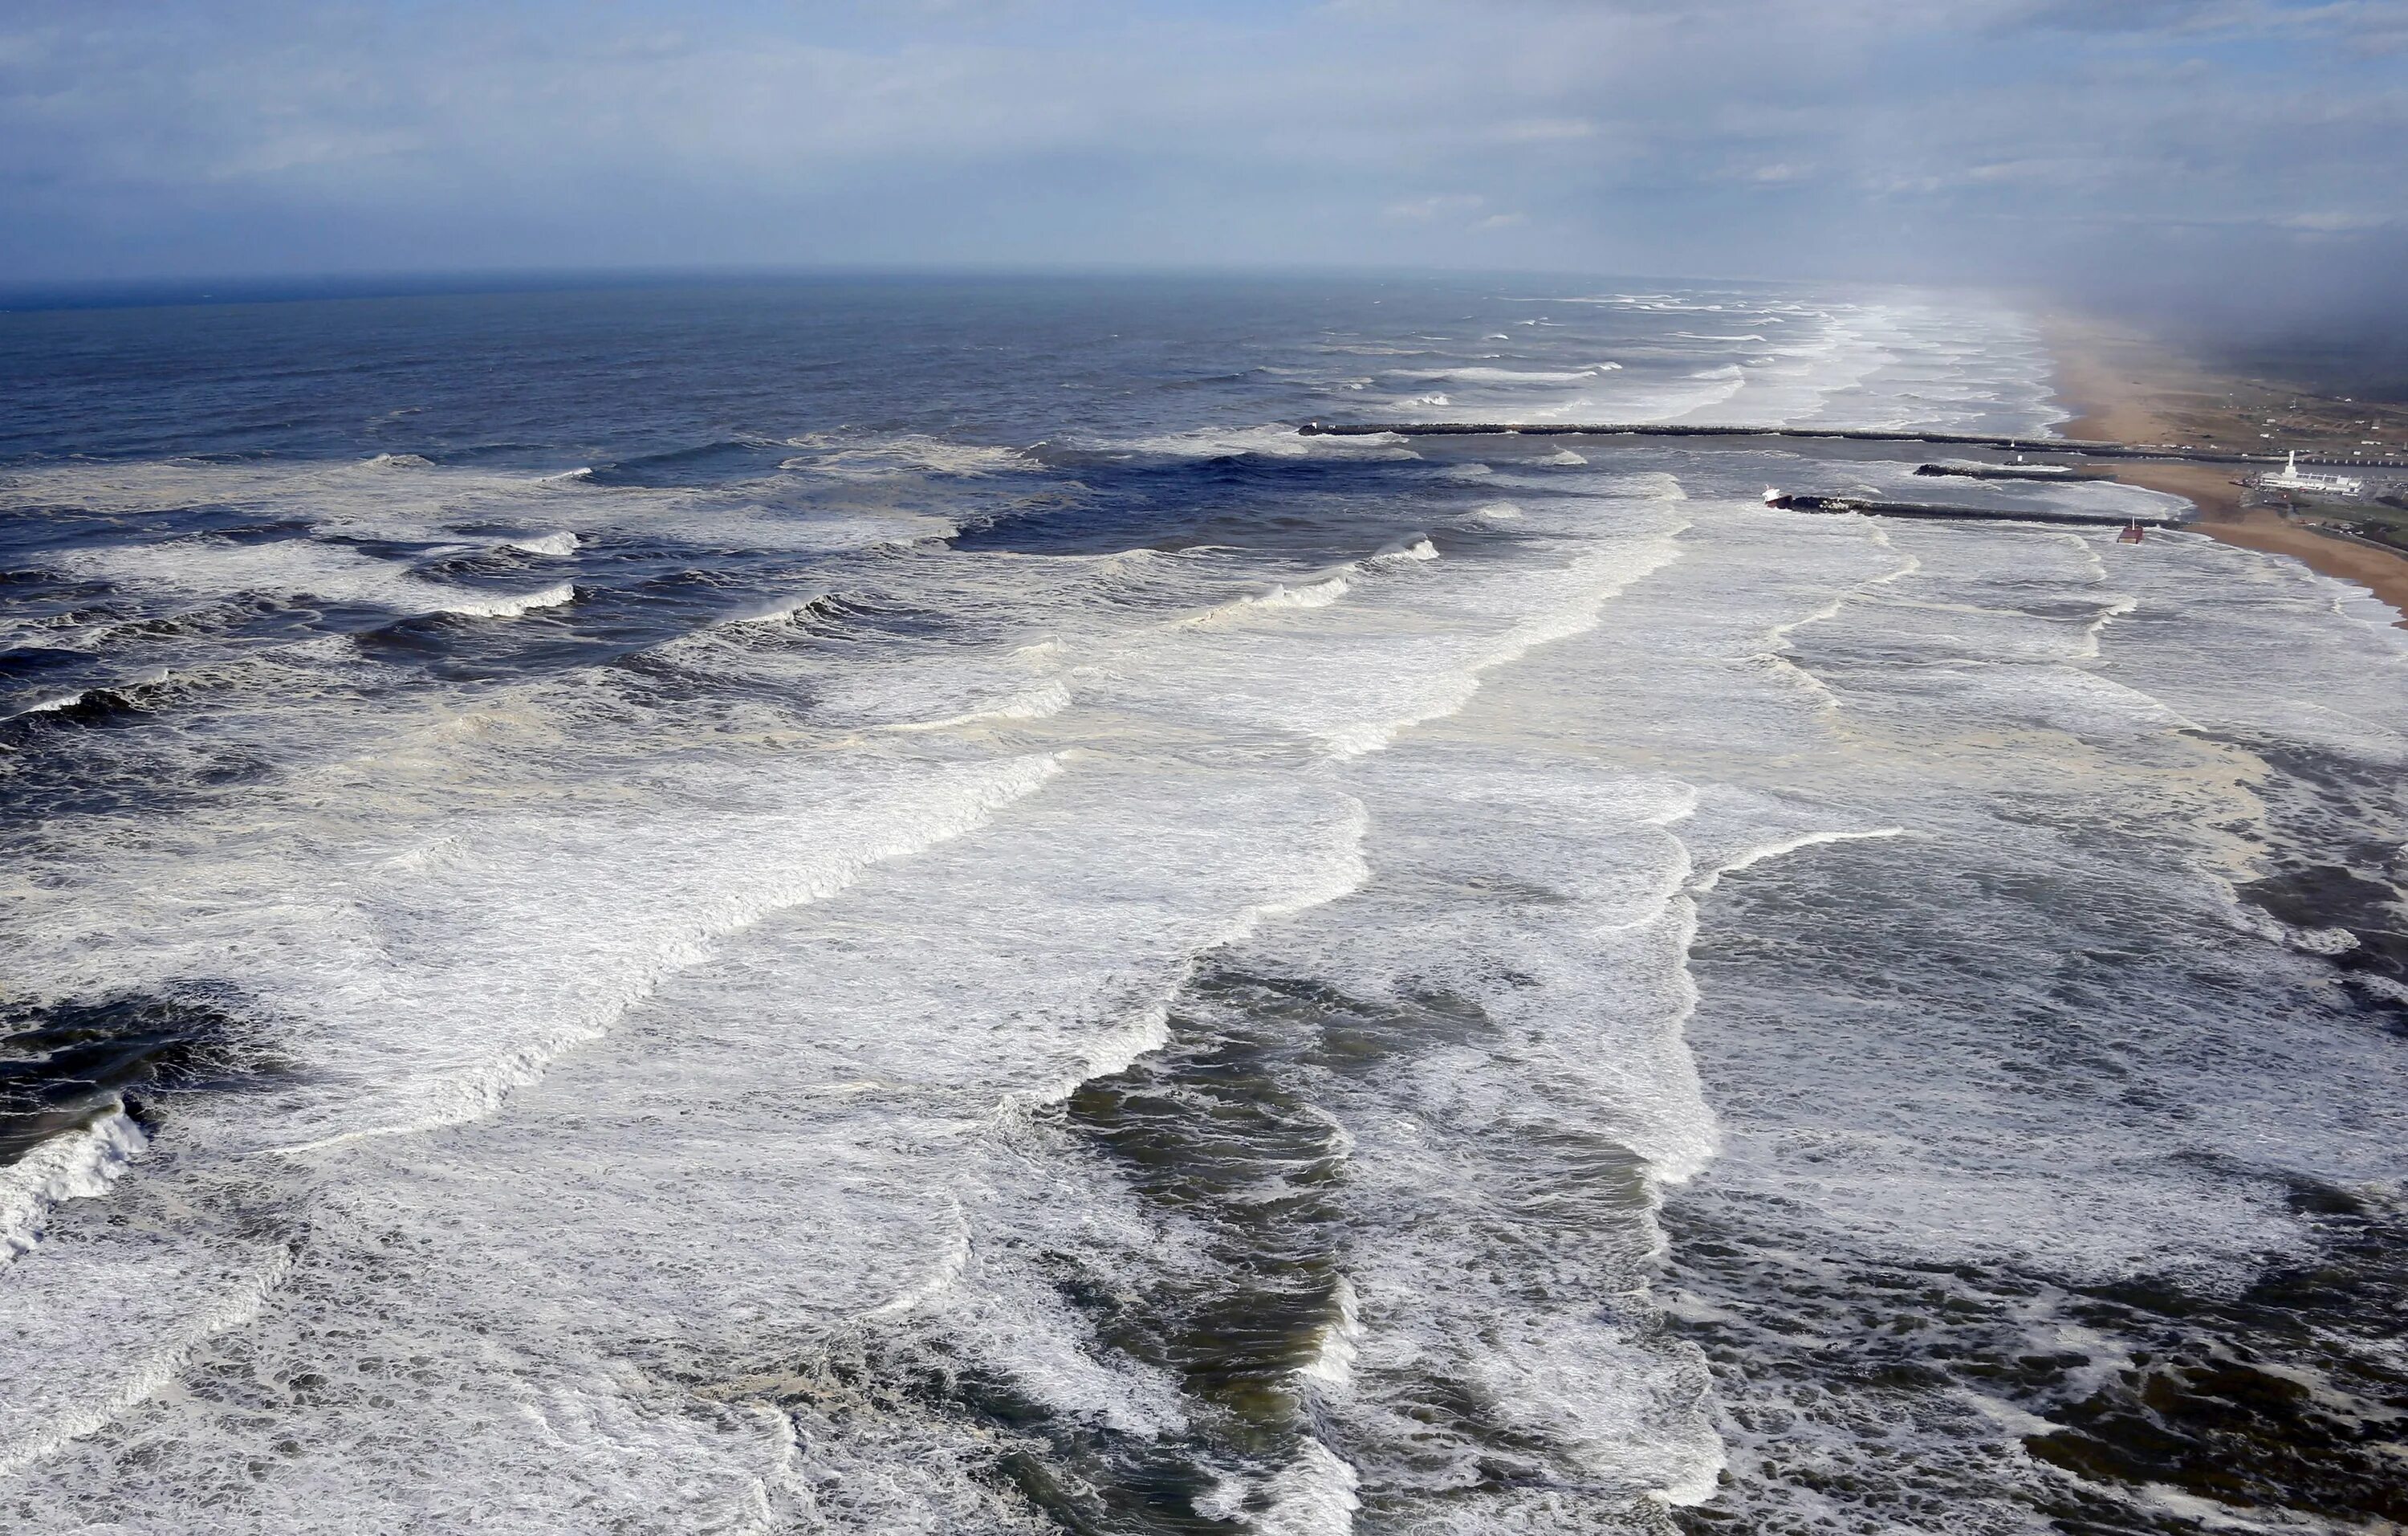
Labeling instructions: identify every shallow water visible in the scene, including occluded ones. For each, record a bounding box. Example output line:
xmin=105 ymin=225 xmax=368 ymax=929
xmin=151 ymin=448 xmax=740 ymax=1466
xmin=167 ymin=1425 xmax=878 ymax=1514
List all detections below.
xmin=2 ymin=274 xmax=2402 ymax=1534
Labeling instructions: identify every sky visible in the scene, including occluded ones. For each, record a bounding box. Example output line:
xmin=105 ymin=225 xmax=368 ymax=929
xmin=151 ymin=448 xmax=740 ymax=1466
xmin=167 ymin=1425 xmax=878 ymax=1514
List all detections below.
xmin=2 ymin=0 xmax=2404 ymax=316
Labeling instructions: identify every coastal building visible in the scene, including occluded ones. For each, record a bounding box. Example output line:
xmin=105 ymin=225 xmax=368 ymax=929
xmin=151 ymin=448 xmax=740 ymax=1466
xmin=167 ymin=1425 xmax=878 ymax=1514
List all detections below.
xmin=2255 ymin=450 xmax=2364 ymax=498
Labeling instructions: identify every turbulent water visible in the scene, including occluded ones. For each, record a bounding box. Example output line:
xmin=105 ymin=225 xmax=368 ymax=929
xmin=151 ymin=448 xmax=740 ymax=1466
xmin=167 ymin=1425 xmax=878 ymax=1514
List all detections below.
xmin=2 ymin=275 xmax=2403 ymax=1534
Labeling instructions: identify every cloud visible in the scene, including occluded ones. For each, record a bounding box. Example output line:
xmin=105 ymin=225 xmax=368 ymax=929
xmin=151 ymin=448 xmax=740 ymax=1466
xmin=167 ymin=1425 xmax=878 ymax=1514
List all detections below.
xmin=0 ymin=0 xmax=2400 ymax=307
xmin=1384 ymin=194 xmax=1487 ymax=222
xmin=2272 ymin=210 xmax=2398 ymax=231
xmin=1996 ymin=0 xmax=2408 ymax=42
xmin=1491 ymin=118 xmax=1599 ymax=142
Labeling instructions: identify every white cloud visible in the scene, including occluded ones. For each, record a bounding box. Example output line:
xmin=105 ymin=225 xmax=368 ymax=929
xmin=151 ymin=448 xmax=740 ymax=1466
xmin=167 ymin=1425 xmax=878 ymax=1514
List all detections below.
xmin=0 ymin=0 xmax=2400 ymax=291
xmin=1383 ymin=194 xmax=1487 ymax=222
xmin=1491 ymin=117 xmax=1598 ymax=142
xmin=2274 ymin=210 xmax=2397 ymax=231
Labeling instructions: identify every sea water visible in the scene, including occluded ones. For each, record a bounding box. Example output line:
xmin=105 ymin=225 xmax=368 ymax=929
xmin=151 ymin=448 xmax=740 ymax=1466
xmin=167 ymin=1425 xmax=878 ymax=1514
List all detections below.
xmin=1 ymin=275 xmax=2402 ymax=1534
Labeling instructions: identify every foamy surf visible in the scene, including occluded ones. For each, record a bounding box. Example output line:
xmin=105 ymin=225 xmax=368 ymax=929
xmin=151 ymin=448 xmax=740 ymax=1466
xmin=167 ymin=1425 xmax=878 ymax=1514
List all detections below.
xmin=1298 ymin=1276 xmax=1361 ymax=1395
xmin=432 ymin=580 xmax=576 ymax=617
xmin=716 ymin=593 xmax=829 ymax=625
xmin=3 ymin=276 xmax=2400 ymax=1536
xmin=1314 ymin=535 xmax=1686 ymax=757
xmin=1058 ymin=424 xmax=1416 ymax=461
xmin=882 ymin=678 xmax=1074 ymax=731
xmin=1690 ymin=826 xmax=1910 ymax=892
xmin=266 ymin=752 xmax=1068 ymax=1154
xmin=60 ymin=540 xmax=579 ymax=622
xmin=1252 ymin=1442 xmax=1363 ymax=1535
xmin=1182 ymin=540 xmax=1436 ymax=626
xmin=0 ymin=1108 xmax=147 ymax=1264
xmin=502 ymin=531 xmax=580 ymax=556
xmin=2 ymin=692 xmax=93 ymax=721
xmin=0 ymin=1241 xmax=298 ymax=1483
xmin=779 ymin=433 xmax=1032 ymax=479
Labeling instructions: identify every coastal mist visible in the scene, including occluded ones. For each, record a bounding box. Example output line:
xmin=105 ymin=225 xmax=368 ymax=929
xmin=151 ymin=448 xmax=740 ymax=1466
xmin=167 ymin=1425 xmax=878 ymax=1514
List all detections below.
xmin=2 ymin=275 xmax=2403 ymax=1534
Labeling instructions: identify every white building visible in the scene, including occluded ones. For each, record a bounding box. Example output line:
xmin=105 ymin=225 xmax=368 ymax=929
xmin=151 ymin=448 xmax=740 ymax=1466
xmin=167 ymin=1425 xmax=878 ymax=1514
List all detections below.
xmin=2256 ymin=450 xmax=2363 ymax=498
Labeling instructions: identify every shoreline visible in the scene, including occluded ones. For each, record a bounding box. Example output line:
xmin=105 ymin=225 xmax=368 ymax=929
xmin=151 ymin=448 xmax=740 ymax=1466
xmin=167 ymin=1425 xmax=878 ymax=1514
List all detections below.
xmin=2042 ymin=314 xmax=2408 ymax=628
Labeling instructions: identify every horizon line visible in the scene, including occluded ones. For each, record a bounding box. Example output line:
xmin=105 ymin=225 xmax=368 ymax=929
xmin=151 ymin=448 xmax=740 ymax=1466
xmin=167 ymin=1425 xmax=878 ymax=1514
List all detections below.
xmin=0 ymin=261 xmax=1991 ymax=317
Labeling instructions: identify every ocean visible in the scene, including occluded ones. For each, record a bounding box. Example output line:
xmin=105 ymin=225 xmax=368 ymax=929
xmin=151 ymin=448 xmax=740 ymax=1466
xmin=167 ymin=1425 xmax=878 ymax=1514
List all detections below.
xmin=2 ymin=273 xmax=2402 ymax=1534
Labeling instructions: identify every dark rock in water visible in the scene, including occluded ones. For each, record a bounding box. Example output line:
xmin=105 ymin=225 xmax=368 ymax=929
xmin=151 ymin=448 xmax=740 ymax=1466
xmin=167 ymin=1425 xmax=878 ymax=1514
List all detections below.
xmin=1914 ymin=461 xmax=2110 ymax=483
xmin=1765 ymin=491 xmax=2177 ymax=526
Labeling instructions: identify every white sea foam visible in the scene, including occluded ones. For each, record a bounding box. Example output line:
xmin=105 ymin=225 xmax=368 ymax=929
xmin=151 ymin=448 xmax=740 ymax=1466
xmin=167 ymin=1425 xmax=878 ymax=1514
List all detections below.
xmin=718 ymin=593 xmax=827 ymax=625
xmin=859 ymin=1199 xmax=974 ymax=1321
xmin=1298 ymin=1276 xmax=1361 ymax=1395
xmin=3 ymin=455 xmax=946 ymax=564
xmin=1690 ymin=827 xmax=1908 ymax=892
xmin=0 ymin=1109 xmax=147 ymax=1264
xmin=1182 ymin=539 xmax=1438 ymax=627
xmin=0 ymin=1239 xmax=296 ymax=1483
xmin=433 ymin=579 xmax=576 ymax=617
xmin=1394 ymin=365 xmax=1621 ymax=384
xmin=62 ymin=540 xmax=578 ymax=622
xmin=1072 ymin=424 xmax=1417 ymax=460
xmin=502 ymin=530 xmax=580 ymax=556
xmin=1253 ymin=1441 xmax=1361 ymax=1536
xmin=1312 ymin=536 xmax=1685 ymax=757
xmin=3 ymin=692 xmax=92 ymax=720
xmin=1254 ymin=574 xmax=1353 ymax=610
xmin=883 ymin=678 xmax=1075 ymax=731
xmin=1140 ymin=516 xmax=1679 ymax=756
xmin=1222 ymin=749 xmax=1727 ymax=1516
xmin=779 ymin=433 xmax=1031 ymax=479
xmin=266 ymin=752 xmax=1069 ymax=1151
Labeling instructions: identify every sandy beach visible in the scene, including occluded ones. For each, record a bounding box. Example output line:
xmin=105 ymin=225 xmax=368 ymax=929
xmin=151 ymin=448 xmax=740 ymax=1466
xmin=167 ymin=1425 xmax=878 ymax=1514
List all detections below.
xmin=2044 ymin=315 xmax=2408 ymax=626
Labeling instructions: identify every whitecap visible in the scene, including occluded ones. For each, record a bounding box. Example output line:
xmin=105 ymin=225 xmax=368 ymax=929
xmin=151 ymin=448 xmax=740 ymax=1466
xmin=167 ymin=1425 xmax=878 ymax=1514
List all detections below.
xmin=433 ymin=581 xmax=577 ymax=618
xmin=2 ymin=1108 xmax=148 ymax=1264
xmin=4 ymin=692 xmax=92 ymax=721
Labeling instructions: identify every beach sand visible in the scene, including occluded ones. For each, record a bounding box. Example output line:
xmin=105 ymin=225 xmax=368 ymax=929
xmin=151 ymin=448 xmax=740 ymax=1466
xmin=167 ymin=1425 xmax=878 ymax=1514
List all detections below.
xmin=2044 ymin=314 xmax=2408 ymax=626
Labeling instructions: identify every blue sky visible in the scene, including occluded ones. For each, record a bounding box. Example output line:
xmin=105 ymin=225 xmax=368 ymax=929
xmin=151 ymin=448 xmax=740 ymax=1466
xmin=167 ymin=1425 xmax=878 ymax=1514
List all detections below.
xmin=2 ymin=0 xmax=2403 ymax=303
